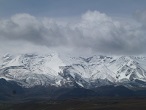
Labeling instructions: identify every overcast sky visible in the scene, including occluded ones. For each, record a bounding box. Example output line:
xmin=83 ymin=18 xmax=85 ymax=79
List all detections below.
xmin=0 ymin=0 xmax=146 ymax=56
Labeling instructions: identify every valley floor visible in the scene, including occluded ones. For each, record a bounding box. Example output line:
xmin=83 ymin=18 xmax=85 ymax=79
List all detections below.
xmin=0 ymin=97 xmax=146 ymax=110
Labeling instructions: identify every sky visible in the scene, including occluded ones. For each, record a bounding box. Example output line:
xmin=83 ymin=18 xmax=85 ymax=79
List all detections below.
xmin=0 ymin=0 xmax=146 ymax=56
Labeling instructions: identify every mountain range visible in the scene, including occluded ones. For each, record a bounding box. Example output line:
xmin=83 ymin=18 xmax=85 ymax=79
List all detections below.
xmin=1 ymin=53 xmax=146 ymax=100
xmin=1 ymin=53 xmax=146 ymax=88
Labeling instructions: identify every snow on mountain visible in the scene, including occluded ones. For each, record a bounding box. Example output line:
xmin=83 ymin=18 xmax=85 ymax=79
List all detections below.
xmin=108 ymin=56 xmax=146 ymax=82
xmin=1 ymin=53 xmax=146 ymax=88
xmin=0 ymin=53 xmax=66 ymax=87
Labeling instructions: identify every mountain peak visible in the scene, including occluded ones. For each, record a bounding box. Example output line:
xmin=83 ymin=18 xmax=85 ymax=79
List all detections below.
xmin=0 ymin=54 xmax=146 ymax=88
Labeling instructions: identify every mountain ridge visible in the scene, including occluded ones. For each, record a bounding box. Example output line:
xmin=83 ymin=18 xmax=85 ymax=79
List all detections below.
xmin=1 ymin=53 xmax=146 ymax=88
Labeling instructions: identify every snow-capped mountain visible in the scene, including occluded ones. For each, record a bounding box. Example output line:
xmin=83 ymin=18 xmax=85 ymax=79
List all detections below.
xmin=1 ymin=53 xmax=146 ymax=88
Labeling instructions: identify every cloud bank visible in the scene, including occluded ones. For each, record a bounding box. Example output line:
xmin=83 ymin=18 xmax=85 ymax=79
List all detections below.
xmin=0 ymin=11 xmax=146 ymax=55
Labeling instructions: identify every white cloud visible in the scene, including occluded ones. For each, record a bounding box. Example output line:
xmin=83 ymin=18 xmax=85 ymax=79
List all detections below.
xmin=0 ymin=11 xmax=146 ymax=55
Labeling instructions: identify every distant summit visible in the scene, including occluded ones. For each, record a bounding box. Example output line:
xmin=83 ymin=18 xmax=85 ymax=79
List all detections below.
xmin=0 ymin=53 xmax=146 ymax=88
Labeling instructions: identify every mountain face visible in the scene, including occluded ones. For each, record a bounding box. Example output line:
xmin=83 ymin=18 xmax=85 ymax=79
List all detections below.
xmin=1 ymin=53 xmax=146 ymax=88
